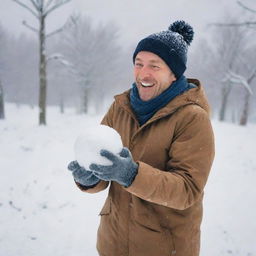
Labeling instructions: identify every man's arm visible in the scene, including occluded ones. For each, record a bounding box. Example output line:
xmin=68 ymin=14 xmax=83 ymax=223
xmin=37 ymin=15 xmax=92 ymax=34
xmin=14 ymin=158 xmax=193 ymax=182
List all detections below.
xmin=125 ymin=107 xmax=215 ymax=210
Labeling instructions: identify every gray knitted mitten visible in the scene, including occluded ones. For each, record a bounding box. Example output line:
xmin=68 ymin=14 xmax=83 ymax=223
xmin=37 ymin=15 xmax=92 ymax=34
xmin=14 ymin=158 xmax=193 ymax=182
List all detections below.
xmin=89 ymin=147 xmax=138 ymax=187
xmin=68 ymin=161 xmax=100 ymax=187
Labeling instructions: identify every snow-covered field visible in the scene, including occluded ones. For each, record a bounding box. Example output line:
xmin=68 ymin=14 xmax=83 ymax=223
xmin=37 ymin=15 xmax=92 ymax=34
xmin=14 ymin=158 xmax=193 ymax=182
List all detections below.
xmin=0 ymin=103 xmax=255 ymax=256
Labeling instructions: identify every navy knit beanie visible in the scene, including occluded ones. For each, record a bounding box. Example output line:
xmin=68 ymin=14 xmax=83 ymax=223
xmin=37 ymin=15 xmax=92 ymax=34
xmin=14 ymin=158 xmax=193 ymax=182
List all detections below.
xmin=133 ymin=20 xmax=194 ymax=78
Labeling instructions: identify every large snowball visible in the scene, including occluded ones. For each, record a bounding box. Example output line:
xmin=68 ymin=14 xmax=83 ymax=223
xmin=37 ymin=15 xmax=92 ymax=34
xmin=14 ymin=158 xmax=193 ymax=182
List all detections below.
xmin=74 ymin=125 xmax=123 ymax=169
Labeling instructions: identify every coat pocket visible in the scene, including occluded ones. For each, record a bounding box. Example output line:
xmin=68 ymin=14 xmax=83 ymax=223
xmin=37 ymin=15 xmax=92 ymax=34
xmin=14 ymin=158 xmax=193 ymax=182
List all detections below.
xmin=99 ymin=197 xmax=111 ymax=216
xmin=130 ymin=221 xmax=176 ymax=256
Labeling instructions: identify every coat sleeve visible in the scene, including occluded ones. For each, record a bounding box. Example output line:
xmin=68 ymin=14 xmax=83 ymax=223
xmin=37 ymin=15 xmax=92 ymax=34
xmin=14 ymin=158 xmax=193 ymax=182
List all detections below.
xmin=125 ymin=106 xmax=215 ymax=210
xmin=75 ymin=180 xmax=109 ymax=194
xmin=73 ymin=103 xmax=116 ymax=194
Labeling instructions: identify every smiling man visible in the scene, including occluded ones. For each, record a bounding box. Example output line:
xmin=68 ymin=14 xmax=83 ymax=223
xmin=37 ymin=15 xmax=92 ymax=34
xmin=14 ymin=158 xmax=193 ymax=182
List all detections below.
xmin=68 ymin=20 xmax=215 ymax=256
xmin=134 ymin=51 xmax=177 ymax=101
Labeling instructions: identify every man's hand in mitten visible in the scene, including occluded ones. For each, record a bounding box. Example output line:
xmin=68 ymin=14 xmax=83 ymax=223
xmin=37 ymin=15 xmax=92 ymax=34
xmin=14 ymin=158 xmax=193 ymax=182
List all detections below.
xmin=89 ymin=147 xmax=138 ymax=187
xmin=68 ymin=160 xmax=100 ymax=187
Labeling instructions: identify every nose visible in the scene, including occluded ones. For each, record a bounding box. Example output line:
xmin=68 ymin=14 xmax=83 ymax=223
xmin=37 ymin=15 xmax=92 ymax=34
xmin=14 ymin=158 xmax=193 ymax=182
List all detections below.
xmin=138 ymin=66 xmax=152 ymax=80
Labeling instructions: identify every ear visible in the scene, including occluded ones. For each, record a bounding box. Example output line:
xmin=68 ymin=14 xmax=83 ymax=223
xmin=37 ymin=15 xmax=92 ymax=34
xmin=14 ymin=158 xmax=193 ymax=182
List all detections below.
xmin=171 ymin=72 xmax=177 ymax=82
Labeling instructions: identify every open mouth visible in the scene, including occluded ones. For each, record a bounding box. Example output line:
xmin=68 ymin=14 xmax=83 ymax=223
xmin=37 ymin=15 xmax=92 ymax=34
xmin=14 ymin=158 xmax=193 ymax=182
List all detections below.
xmin=140 ymin=82 xmax=155 ymax=88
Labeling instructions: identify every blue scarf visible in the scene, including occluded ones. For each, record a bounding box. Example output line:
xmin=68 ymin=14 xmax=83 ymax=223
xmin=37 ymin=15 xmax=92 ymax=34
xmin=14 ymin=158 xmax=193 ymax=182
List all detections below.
xmin=130 ymin=75 xmax=192 ymax=125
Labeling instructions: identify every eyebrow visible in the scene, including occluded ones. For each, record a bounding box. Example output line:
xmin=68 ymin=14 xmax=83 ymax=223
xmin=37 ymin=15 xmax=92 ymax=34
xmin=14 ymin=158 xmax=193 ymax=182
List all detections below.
xmin=135 ymin=57 xmax=162 ymax=64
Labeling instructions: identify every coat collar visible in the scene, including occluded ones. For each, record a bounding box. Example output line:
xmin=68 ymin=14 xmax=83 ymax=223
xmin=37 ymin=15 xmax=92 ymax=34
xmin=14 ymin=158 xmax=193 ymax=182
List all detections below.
xmin=114 ymin=78 xmax=211 ymax=125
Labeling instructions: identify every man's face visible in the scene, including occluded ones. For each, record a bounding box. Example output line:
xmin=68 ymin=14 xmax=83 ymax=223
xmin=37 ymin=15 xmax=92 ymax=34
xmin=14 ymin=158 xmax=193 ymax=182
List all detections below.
xmin=134 ymin=51 xmax=176 ymax=101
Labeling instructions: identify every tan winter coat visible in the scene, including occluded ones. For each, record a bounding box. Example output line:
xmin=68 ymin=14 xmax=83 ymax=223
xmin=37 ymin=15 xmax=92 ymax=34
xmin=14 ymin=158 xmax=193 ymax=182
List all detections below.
xmin=76 ymin=78 xmax=215 ymax=256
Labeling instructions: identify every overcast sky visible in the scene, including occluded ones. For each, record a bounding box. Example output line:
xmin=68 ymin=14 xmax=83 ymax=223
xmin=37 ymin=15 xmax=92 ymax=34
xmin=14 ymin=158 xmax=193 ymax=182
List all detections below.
xmin=0 ymin=0 xmax=251 ymax=48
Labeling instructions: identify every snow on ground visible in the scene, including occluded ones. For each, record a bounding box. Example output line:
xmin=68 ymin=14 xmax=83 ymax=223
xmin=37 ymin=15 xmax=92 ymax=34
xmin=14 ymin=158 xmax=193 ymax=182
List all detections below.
xmin=0 ymin=103 xmax=255 ymax=256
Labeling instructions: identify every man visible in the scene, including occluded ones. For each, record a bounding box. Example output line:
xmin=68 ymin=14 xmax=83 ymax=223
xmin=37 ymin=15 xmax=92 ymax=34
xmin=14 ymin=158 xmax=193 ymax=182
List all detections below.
xmin=68 ymin=20 xmax=215 ymax=256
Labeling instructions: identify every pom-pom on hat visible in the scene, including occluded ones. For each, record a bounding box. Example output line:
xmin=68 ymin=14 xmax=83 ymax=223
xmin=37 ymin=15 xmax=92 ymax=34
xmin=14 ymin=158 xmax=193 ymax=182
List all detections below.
xmin=133 ymin=20 xmax=194 ymax=78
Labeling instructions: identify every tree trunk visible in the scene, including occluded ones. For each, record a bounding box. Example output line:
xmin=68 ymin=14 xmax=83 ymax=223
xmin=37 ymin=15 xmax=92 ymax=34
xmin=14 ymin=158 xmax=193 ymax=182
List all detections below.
xmin=60 ymin=95 xmax=64 ymax=114
xmin=94 ymin=91 xmax=104 ymax=114
xmin=39 ymin=15 xmax=47 ymax=125
xmin=239 ymin=90 xmax=250 ymax=126
xmin=81 ymin=87 xmax=89 ymax=114
xmin=0 ymin=80 xmax=5 ymax=119
xmin=219 ymin=84 xmax=231 ymax=121
xmin=231 ymin=109 xmax=236 ymax=124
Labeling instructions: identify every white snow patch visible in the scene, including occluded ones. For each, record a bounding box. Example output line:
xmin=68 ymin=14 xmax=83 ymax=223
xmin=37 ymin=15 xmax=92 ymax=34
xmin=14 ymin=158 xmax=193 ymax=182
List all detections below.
xmin=0 ymin=103 xmax=255 ymax=256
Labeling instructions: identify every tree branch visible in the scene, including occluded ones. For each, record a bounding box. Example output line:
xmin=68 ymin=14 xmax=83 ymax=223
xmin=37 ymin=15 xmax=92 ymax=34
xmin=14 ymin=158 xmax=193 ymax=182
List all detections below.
xmin=237 ymin=55 xmax=252 ymax=73
xmin=12 ymin=0 xmax=39 ymax=19
xmin=22 ymin=20 xmax=39 ymax=34
xmin=223 ymin=70 xmax=253 ymax=95
xmin=46 ymin=23 xmax=66 ymax=38
xmin=51 ymin=55 xmax=91 ymax=87
xmin=66 ymin=14 xmax=80 ymax=27
xmin=211 ymin=21 xmax=256 ymax=27
xmin=44 ymin=0 xmax=55 ymax=10
xmin=29 ymin=0 xmax=40 ymax=11
xmin=248 ymin=69 xmax=256 ymax=84
xmin=35 ymin=0 xmax=43 ymax=9
xmin=46 ymin=15 xmax=76 ymax=38
xmin=237 ymin=0 xmax=256 ymax=13
xmin=46 ymin=53 xmax=65 ymax=63
xmin=44 ymin=0 xmax=71 ymax=17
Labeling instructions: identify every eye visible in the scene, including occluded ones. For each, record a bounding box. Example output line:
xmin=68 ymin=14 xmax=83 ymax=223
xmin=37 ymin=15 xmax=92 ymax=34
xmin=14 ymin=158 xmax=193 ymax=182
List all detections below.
xmin=135 ymin=62 xmax=143 ymax=68
xmin=151 ymin=65 xmax=160 ymax=70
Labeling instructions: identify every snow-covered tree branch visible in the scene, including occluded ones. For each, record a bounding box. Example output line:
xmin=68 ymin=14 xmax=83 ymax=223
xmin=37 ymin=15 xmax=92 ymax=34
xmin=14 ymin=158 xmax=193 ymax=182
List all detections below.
xmin=222 ymin=70 xmax=253 ymax=95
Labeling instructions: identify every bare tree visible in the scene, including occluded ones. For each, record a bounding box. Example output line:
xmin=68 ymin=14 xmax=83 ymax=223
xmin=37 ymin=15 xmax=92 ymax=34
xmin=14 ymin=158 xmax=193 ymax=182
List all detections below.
xmin=207 ymin=3 xmax=256 ymax=124
xmin=0 ymin=24 xmax=6 ymax=119
xmin=60 ymin=15 xmax=122 ymax=114
xmin=222 ymin=69 xmax=255 ymax=125
xmin=12 ymin=0 xmax=71 ymax=125
xmin=240 ymin=91 xmax=251 ymax=125
xmin=212 ymin=1 xmax=256 ymax=27
xmin=213 ymin=25 xmax=250 ymax=121
xmin=0 ymin=80 xmax=4 ymax=119
xmin=187 ymin=38 xmax=220 ymax=118
xmin=239 ymin=70 xmax=256 ymax=125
